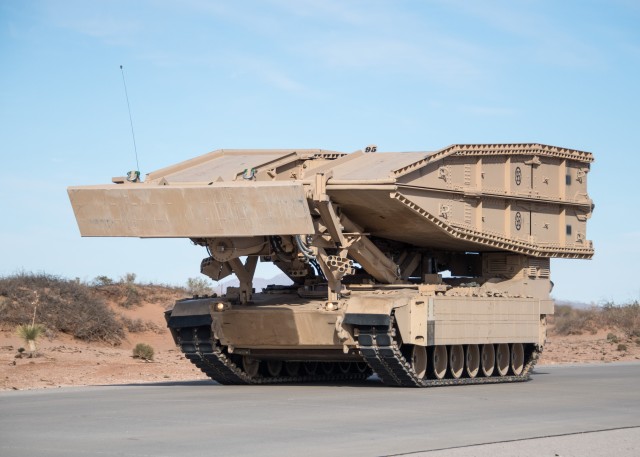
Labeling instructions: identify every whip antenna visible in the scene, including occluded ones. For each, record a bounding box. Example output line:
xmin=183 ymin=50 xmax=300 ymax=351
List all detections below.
xmin=119 ymin=65 xmax=141 ymax=177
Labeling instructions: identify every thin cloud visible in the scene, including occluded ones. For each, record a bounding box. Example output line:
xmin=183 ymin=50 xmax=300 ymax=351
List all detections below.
xmin=437 ymin=0 xmax=605 ymax=69
xmin=42 ymin=0 xmax=140 ymax=47
xmin=230 ymin=56 xmax=309 ymax=94
xmin=303 ymin=35 xmax=487 ymax=88
xmin=269 ymin=0 xmax=379 ymax=26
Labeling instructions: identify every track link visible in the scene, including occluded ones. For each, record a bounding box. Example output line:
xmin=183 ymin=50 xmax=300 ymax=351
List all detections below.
xmin=356 ymin=324 xmax=541 ymax=387
xmin=175 ymin=326 xmax=371 ymax=385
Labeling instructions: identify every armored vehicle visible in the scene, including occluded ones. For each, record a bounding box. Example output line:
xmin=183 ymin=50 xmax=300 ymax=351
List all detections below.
xmin=68 ymin=143 xmax=593 ymax=386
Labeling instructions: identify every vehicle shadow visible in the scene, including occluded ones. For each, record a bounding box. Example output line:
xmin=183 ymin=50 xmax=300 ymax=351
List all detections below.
xmin=108 ymin=376 xmax=387 ymax=388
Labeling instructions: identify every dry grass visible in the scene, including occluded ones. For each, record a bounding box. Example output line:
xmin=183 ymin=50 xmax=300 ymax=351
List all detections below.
xmin=0 ymin=273 xmax=185 ymax=345
xmin=551 ymin=301 xmax=640 ymax=338
xmin=119 ymin=315 xmax=163 ymax=334
xmin=0 ymin=273 xmax=124 ymax=344
xmin=93 ymin=281 xmax=185 ymax=308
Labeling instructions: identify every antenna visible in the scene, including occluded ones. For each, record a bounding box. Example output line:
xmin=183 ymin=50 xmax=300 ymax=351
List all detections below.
xmin=119 ymin=65 xmax=140 ymax=174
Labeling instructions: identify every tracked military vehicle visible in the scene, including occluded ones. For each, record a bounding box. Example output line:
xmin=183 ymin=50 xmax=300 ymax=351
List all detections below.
xmin=68 ymin=143 xmax=593 ymax=386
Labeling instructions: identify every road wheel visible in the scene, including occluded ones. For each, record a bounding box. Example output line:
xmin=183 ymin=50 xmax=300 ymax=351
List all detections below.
xmin=496 ymin=343 xmax=510 ymax=376
xmin=465 ymin=344 xmax=480 ymax=378
xmin=432 ymin=345 xmax=448 ymax=379
xmin=411 ymin=345 xmax=427 ymax=379
xmin=242 ymin=356 xmax=260 ymax=378
xmin=449 ymin=345 xmax=464 ymax=379
xmin=284 ymin=361 xmax=301 ymax=376
xmin=511 ymin=343 xmax=525 ymax=375
xmin=303 ymin=361 xmax=318 ymax=375
xmin=265 ymin=360 xmax=282 ymax=377
xmin=481 ymin=344 xmax=495 ymax=377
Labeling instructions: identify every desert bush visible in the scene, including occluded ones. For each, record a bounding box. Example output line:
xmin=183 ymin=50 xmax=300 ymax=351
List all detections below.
xmin=186 ymin=277 xmax=213 ymax=296
xmin=0 ymin=272 xmax=124 ymax=344
xmin=599 ymin=301 xmax=640 ymax=338
xmin=121 ymin=272 xmax=137 ymax=284
xmin=552 ymin=301 xmax=640 ymax=338
xmin=132 ymin=343 xmax=154 ymax=361
xmin=16 ymin=322 xmax=45 ymax=341
xmin=617 ymin=343 xmax=628 ymax=352
xmin=120 ymin=316 xmax=146 ymax=332
xmin=120 ymin=315 xmax=162 ymax=333
xmin=110 ymin=272 xmax=142 ymax=308
xmin=16 ymin=323 xmax=45 ymax=355
xmin=552 ymin=304 xmax=597 ymax=335
xmin=121 ymin=283 xmax=142 ymax=308
xmin=92 ymin=280 xmax=185 ymax=309
xmin=93 ymin=275 xmax=114 ymax=286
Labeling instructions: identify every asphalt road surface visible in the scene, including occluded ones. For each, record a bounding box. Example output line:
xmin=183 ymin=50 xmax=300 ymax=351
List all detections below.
xmin=1 ymin=363 xmax=639 ymax=457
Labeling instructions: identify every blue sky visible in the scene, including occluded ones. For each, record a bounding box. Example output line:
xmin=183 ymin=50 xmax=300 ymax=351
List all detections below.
xmin=1 ymin=0 xmax=638 ymax=303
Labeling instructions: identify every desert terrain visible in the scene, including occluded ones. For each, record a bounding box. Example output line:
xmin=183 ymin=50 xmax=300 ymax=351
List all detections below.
xmin=1 ymin=276 xmax=639 ymax=391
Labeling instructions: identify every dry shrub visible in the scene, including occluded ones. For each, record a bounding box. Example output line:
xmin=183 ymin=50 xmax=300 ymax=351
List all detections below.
xmin=552 ymin=301 xmax=640 ymax=338
xmin=92 ymin=275 xmax=114 ymax=286
xmin=186 ymin=277 xmax=213 ymax=296
xmin=132 ymin=343 xmax=154 ymax=361
xmin=552 ymin=304 xmax=597 ymax=335
xmin=93 ymin=283 xmax=183 ymax=308
xmin=0 ymin=272 xmax=124 ymax=344
xmin=134 ymin=284 xmax=188 ymax=304
xmin=120 ymin=315 xmax=163 ymax=333
xmin=599 ymin=302 xmax=640 ymax=338
xmin=92 ymin=283 xmax=141 ymax=308
xmin=122 ymin=284 xmax=142 ymax=308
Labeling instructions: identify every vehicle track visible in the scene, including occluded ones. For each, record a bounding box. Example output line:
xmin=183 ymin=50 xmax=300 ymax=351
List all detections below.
xmin=175 ymin=325 xmax=371 ymax=385
xmin=174 ymin=323 xmax=540 ymax=387
xmin=356 ymin=324 xmax=540 ymax=387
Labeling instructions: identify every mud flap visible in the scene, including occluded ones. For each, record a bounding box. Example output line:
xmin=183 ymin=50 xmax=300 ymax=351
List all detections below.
xmin=166 ymin=298 xmax=214 ymax=329
xmin=343 ymin=313 xmax=390 ymax=328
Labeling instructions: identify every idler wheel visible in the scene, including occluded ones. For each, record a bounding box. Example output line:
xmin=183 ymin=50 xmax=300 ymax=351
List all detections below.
xmin=265 ymin=360 xmax=283 ymax=377
xmin=511 ymin=343 xmax=525 ymax=375
xmin=496 ymin=343 xmax=510 ymax=376
xmin=431 ymin=345 xmax=448 ymax=379
xmin=284 ymin=361 xmax=301 ymax=376
xmin=303 ymin=361 xmax=318 ymax=375
xmin=465 ymin=344 xmax=480 ymax=378
xmin=481 ymin=344 xmax=495 ymax=377
xmin=410 ymin=345 xmax=428 ymax=379
xmin=242 ymin=356 xmax=260 ymax=378
xmin=449 ymin=345 xmax=464 ymax=379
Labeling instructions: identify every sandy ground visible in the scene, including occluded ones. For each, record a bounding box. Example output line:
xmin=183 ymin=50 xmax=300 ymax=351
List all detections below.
xmin=2 ymin=300 xmax=639 ymax=391
xmin=1 ymin=299 xmax=210 ymax=391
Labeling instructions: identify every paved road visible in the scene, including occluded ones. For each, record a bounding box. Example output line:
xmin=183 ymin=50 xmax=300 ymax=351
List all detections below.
xmin=1 ymin=363 xmax=639 ymax=457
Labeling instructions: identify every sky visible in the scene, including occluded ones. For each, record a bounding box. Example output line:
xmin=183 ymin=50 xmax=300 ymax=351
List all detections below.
xmin=1 ymin=0 xmax=639 ymax=304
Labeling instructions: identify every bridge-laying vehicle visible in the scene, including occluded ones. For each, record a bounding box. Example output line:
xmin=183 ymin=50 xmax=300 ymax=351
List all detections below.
xmin=68 ymin=143 xmax=594 ymax=386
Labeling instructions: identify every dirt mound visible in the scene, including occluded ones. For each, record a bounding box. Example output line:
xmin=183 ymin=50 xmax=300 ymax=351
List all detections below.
xmin=1 ymin=274 xmax=202 ymax=390
xmin=0 ymin=273 xmax=191 ymax=344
